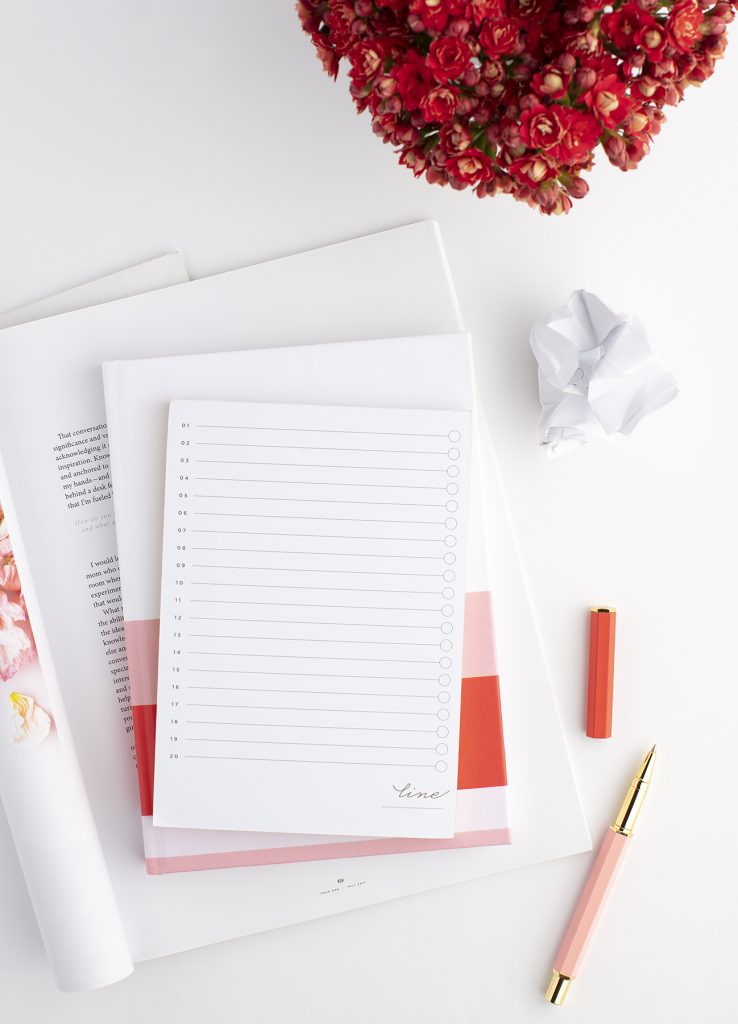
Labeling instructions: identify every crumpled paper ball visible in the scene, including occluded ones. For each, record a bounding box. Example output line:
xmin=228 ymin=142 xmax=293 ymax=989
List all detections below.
xmin=530 ymin=290 xmax=679 ymax=457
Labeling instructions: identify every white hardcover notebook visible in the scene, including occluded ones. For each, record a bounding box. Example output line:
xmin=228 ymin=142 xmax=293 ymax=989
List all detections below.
xmin=0 ymin=223 xmax=589 ymax=991
xmin=107 ymin=334 xmax=511 ymax=872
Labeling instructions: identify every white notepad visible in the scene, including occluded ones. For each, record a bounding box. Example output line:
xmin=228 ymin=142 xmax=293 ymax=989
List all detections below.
xmin=154 ymin=400 xmax=472 ymax=838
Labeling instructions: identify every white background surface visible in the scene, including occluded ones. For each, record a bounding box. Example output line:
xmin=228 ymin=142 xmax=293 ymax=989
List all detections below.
xmin=0 ymin=3 xmax=735 ymax=1021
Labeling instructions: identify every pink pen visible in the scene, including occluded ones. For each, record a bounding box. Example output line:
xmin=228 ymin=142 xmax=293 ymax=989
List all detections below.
xmin=545 ymin=745 xmax=657 ymax=1005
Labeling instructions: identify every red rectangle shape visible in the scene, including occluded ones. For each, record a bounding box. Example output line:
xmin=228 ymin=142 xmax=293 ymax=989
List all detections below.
xmin=457 ymin=675 xmax=507 ymax=789
xmin=131 ymin=703 xmax=157 ymax=817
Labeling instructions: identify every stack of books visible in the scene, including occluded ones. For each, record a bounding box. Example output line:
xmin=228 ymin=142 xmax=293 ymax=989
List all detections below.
xmin=0 ymin=223 xmax=589 ymax=991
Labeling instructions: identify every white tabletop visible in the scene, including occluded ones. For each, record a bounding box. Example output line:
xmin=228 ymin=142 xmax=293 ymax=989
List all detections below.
xmin=1 ymin=3 xmax=736 ymax=1021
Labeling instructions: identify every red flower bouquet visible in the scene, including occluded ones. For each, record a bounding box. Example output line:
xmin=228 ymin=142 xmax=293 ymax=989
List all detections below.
xmin=298 ymin=0 xmax=735 ymax=213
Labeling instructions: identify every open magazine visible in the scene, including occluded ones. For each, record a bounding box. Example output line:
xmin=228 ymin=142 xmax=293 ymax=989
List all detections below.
xmin=0 ymin=255 xmax=189 ymax=991
xmin=0 ymin=224 xmax=589 ymax=992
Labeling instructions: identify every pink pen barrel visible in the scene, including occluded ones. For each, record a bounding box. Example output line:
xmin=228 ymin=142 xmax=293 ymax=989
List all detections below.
xmin=547 ymin=746 xmax=656 ymax=1005
xmin=554 ymin=828 xmax=629 ymax=980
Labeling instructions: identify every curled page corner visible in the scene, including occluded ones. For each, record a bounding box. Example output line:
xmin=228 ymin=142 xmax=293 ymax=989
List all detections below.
xmin=0 ymin=253 xmax=188 ymax=991
xmin=530 ymin=289 xmax=679 ymax=457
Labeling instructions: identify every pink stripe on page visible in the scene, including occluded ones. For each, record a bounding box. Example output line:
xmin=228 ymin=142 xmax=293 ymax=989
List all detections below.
xmin=462 ymin=591 xmax=498 ymax=678
xmin=145 ymin=828 xmax=512 ymax=875
xmin=124 ymin=619 xmax=159 ymax=705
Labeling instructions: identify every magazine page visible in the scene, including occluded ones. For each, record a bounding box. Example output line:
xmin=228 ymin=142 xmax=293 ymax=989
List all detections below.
xmin=0 ymin=254 xmax=189 ymax=990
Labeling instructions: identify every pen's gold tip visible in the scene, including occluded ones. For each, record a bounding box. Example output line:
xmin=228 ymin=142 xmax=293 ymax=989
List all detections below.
xmin=545 ymin=970 xmax=573 ymax=1005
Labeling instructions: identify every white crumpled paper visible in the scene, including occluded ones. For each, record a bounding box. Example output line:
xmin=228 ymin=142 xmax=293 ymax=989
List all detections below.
xmin=530 ymin=290 xmax=679 ymax=457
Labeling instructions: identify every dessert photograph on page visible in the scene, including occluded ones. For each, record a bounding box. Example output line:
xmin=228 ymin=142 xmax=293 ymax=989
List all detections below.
xmin=0 ymin=4 xmax=735 ymax=1023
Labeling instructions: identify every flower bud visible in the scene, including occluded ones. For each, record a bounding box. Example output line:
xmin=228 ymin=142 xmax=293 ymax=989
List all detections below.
xmin=502 ymin=122 xmax=522 ymax=146
xmin=463 ymin=66 xmax=481 ymax=86
xmin=575 ymin=67 xmax=597 ymax=90
xmin=635 ymin=75 xmax=659 ymax=97
xmin=566 ymin=176 xmax=589 ymax=199
xmin=457 ymin=94 xmax=479 ymax=115
xmin=534 ymin=182 xmax=561 ymax=212
xmin=399 ymin=147 xmax=428 ymax=176
xmin=354 ymin=0 xmax=373 ymax=15
xmin=485 ymin=124 xmax=501 ymax=146
xmin=626 ymin=137 xmax=650 ymax=165
xmin=630 ymin=50 xmax=646 ymax=69
xmin=394 ymin=123 xmax=419 ymax=145
xmin=651 ymin=57 xmax=677 ymax=79
xmin=604 ymin=134 xmax=627 ymax=168
xmin=702 ymin=15 xmax=727 ymax=34
xmin=558 ymin=53 xmax=577 ymax=74
xmin=627 ymin=108 xmax=650 ymax=134
xmin=447 ymin=17 xmax=472 ymax=38
xmin=538 ymin=67 xmax=568 ymax=95
xmin=296 ymin=1 xmax=320 ymax=32
xmin=509 ymin=61 xmax=533 ymax=82
xmin=482 ymin=59 xmax=504 ymax=82
xmin=425 ymin=166 xmax=448 ymax=186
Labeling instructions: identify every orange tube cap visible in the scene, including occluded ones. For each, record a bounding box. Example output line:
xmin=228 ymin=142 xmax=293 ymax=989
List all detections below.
xmin=586 ymin=607 xmax=616 ymax=739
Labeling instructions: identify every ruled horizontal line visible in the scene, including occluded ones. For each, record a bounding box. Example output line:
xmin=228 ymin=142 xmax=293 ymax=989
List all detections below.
xmin=380 ymin=805 xmax=444 ymax=810
xmin=185 ymin=720 xmax=437 ymax=733
xmin=195 ymin=494 xmax=446 ymax=508
xmin=188 ymin=651 xmax=439 ymax=664
xmin=191 ymin=582 xmax=440 ymax=595
xmin=185 ymin=703 xmax=438 ymax=716
xmin=186 ymin=738 xmax=436 ymax=750
xmin=187 ymin=686 xmax=435 ymax=697
xmin=191 ymin=600 xmax=443 ymax=612
xmin=195 ymin=477 xmax=446 ymax=490
xmin=195 ymin=442 xmax=448 ymax=455
xmin=189 ymin=633 xmax=438 ymax=646
xmin=196 ymin=425 xmax=449 ymax=438
xmin=185 ymin=754 xmax=435 ymax=766
xmin=195 ymin=460 xmax=449 ymax=472
xmin=191 ymin=564 xmax=442 ymax=578
xmin=189 ymin=617 xmax=442 ymax=630
xmin=192 ymin=530 xmax=445 ymax=542
xmin=187 ymin=670 xmax=438 ymax=680
xmin=191 ymin=547 xmax=443 ymax=560
xmin=193 ymin=513 xmax=444 ymax=525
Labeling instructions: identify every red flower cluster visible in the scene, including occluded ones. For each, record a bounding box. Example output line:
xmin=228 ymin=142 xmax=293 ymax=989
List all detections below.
xmin=298 ymin=0 xmax=736 ymax=213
